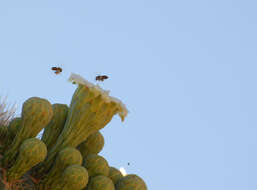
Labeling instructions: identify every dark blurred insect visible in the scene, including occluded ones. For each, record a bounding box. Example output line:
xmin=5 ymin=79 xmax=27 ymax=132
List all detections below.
xmin=51 ymin=67 xmax=62 ymax=74
xmin=95 ymin=75 xmax=108 ymax=82
xmin=127 ymin=162 xmax=130 ymax=166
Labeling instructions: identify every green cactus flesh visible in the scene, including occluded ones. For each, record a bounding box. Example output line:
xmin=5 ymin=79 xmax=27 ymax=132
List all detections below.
xmin=85 ymin=175 xmax=115 ymax=190
xmin=0 ymin=74 xmax=146 ymax=190
xmin=41 ymin=147 xmax=82 ymax=187
xmin=6 ymin=138 xmax=47 ymax=182
xmin=41 ymin=104 xmax=68 ymax=150
xmin=108 ymin=167 xmax=123 ymax=185
xmin=2 ymin=97 xmax=53 ymax=167
xmin=37 ymin=84 xmax=122 ymax=175
xmin=77 ymin=131 xmax=104 ymax=158
xmin=115 ymin=174 xmax=147 ymax=190
xmin=83 ymin=154 xmax=109 ymax=177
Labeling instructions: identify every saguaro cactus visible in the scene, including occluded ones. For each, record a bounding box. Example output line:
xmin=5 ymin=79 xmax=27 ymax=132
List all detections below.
xmin=36 ymin=73 xmax=128 ymax=176
xmin=0 ymin=73 xmax=148 ymax=190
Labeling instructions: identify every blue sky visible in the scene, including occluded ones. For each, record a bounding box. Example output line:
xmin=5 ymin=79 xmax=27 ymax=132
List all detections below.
xmin=1 ymin=1 xmax=257 ymax=189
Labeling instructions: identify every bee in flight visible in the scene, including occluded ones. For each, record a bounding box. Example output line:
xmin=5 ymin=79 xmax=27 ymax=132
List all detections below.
xmin=95 ymin=75 xmax=108 ymax=82
xmin=51 ymin=67 xmax=62 ymax=75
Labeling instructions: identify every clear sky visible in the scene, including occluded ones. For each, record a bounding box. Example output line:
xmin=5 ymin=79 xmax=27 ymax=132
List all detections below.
xmin=0 ymin=1 xmax=257 ymax=189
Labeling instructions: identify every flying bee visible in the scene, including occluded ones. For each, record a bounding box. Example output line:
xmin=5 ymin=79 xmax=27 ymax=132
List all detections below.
xmin=51 ymin=67 xmax=62 ymax=74
xmin=95 ymin=75 xmax=108 ymax=82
